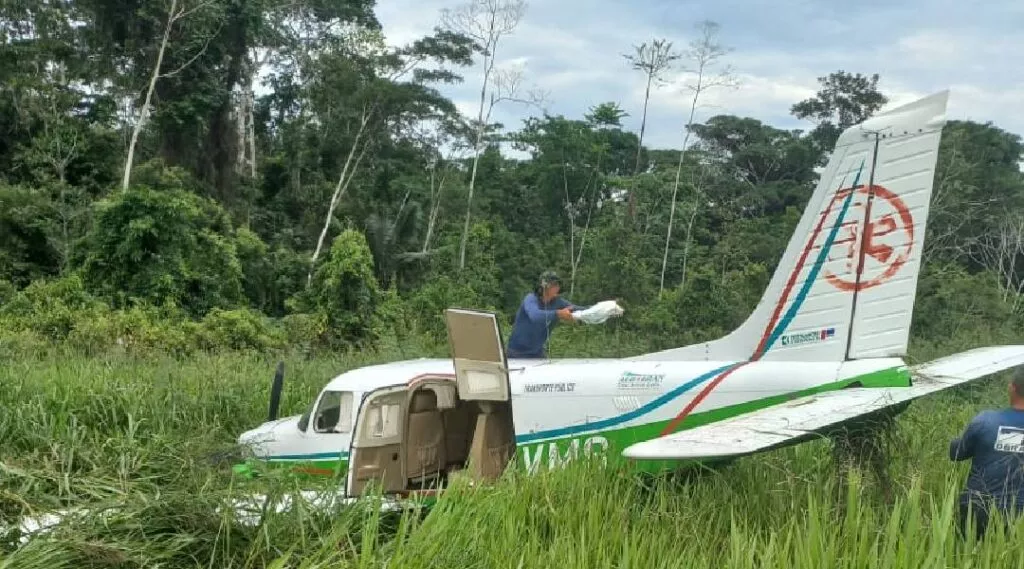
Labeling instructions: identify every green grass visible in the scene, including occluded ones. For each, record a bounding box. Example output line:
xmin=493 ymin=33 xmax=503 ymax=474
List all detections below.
xmin=2 ymin=348 xmax=1024 ymax=568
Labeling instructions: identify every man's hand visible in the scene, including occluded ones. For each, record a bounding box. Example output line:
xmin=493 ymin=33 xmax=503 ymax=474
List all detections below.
xmin=557 ymin=307 xmax=574 ymax=322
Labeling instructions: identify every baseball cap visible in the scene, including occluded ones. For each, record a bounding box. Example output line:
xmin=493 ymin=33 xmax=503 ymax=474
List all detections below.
xmin=540 ymin=270 xmax=561 ymax=287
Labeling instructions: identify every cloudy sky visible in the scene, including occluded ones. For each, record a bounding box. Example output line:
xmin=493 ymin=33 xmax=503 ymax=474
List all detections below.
xmin=374 ymin=0 xmax=1023 ymax=150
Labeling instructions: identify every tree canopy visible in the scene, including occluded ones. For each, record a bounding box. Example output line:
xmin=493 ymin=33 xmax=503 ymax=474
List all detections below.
xmin=1 ymin=2 xmax=1022 ymax=356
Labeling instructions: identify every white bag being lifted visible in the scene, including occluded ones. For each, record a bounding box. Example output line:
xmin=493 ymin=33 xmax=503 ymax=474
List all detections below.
xmin=571 ymin=300 xmax=624 ymax=325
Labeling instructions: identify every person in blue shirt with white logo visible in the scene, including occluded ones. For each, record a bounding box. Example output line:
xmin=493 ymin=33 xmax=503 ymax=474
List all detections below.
xmin=950 ymin=366 xmax=1024 ymax=539
xmin=506 ymin=271 xmax=588 ymax=359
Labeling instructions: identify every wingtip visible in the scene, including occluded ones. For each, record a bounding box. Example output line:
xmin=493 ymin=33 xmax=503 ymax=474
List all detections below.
xmin=622 ymin=439 xmax=737 ymax=461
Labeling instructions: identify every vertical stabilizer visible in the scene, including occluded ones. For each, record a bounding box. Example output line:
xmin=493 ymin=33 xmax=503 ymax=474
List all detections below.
xmin=636 ymin=91 xmax=949 ymax=363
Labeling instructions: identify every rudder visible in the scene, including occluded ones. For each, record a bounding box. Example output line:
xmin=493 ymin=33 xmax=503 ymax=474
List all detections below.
xmin=842 ymin=91 xmax=948 ymax=359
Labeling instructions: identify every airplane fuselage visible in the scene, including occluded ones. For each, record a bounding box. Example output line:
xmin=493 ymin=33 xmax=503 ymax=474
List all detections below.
xmin=237 ymin=355 xmax=912 ymax=480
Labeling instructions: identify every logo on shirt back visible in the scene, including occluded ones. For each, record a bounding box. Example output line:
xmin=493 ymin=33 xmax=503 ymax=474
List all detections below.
xmin=994 ymin=426 xmax=1024 ymax=453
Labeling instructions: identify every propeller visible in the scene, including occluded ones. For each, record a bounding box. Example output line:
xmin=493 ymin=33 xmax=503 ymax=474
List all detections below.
xmin=268 ymin=360 xmax=285 ymax=422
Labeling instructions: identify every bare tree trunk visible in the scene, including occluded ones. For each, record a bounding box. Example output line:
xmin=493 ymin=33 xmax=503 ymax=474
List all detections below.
xmin=658 ymin=20 xmax=736 ymax=293
xmin=291 ymin=106 xmax=305 ymax=194
xmin=422 ymin=164 xmax=447 ymax=253
xmin=457 ymin=53 xmax=493 ymax=271
xmin=122 ymin=0 xmax=177 ymax=191
xmin=567 ymin=154 xmax=601 ymax=297
xmin=680 ymin=199 xmax=700 ymax=289
xmin=571 ymin=190 xmax=596 ymax=298
xmin=627 ymin=74 xmax=653 ymax=221
xmin=563 ymin=165 xmax=576 ymax=294
xmin=307 ymin=110 xmax=372 ymax=285
xmin=623 ymin=39 xmax=680 ymax=220
xmin=235 ymin=88 xmax=246 ymax=174
xmin=247 ymin=85 xmax=256 ymax=178
xmin=634 ymin=73 xmax=652 ymax=174
xmin=660 ymin=89 xmax=698 ymax=293
xmin=446 ymin=0 xmax=528 ymax=271
xmin=458 ymin=132 xmax=484 ymax=269
xmin=242 ymin=51 xmax=263 ymax=179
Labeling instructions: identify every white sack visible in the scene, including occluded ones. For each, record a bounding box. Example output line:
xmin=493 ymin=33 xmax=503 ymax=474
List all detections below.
xmin=572 ymin=300 xmax=624 ymax=324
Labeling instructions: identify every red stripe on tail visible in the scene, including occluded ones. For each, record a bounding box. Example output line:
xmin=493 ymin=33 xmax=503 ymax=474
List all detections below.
xmin=659 ymin=184 xmax=858 ymax=437
xmin=751 ymin=187 xmax=849 ymax=360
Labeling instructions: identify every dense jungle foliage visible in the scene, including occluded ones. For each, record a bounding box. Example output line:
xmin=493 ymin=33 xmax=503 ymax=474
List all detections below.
xmin=1 ymin=0 xmax=1022 ymax=360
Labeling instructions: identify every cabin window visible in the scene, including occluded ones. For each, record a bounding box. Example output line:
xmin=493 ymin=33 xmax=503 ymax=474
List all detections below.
xmin=367 ymin=402 xmax=401 ymax=439
xmin=464 ymin=369 xmax=502 ymax=394
xmin=313 ymin=391 xmax=353 ymax=433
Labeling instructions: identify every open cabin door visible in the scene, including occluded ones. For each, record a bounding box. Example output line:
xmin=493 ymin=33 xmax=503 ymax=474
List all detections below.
xmin=444 ymin=309 xmax=515 ymax=480
xmin=444 ymin=308 xmax=512 ymax=402
xmin=346 ymin=385 xmax=407 ymax=497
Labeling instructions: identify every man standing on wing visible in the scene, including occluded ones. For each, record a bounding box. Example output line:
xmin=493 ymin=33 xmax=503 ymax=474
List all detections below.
xmin=506 ymin=271 xmax=587 ymax=359
xmin=950 ymin=366 xmax=1024 ymax=539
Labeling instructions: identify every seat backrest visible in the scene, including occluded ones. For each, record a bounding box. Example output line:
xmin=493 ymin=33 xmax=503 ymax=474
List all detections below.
xmin=467 ymin=402 xmax=513 ymax=481
xmin=406 ymin=390 xmax=444 ymax=479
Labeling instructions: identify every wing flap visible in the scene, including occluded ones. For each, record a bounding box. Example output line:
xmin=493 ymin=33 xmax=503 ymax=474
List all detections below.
xmin=622 ymin=345 xmax=1024 ymax=460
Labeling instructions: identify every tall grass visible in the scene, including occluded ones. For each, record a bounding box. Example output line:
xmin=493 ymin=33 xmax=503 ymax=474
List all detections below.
xmin=2 ymin=350 xmax=1023 ymax=568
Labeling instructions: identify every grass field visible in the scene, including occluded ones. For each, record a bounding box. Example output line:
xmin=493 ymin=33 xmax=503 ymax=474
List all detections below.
xmin=2 ymin=348 xmax=1024 ymax=568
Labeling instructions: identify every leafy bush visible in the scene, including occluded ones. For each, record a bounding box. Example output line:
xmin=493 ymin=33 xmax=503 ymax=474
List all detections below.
xmin=0 ymin=184 xmax=61 ymax=287
xmin=67 ymin=304 xmax=197 ymax=356
xmin=406 ymin=275 xmax=498 ymax=339
xmin=290 ymin=229 xmax=383 ymax=347
xmin=196 ymin=308 xmax=287 ymax=352
xmin=235 ymin=227 xmax=274 ymax=313
xmin=79 ymin=184 xmax=244 ymax=317
xmin=0 ymin=275 xmax=106 ymax=340
xmin=911 ymin=263 xmax=1021 ymax=349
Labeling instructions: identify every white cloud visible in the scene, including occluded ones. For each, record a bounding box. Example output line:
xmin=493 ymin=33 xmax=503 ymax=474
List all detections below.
xmin=647 ymin=72 xmax=817 ymax=126
xmin=373 ymin=0 xmax=1024 ymax=149
xmin=896 ymin=31 xmax=964 ymax=65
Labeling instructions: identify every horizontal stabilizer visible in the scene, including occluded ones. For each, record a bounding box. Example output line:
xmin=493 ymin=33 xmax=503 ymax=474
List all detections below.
xmin=622 ymin=346 xmax=1024 ymax=460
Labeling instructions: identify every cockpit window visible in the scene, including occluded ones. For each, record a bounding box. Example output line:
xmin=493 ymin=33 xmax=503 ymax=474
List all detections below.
xmin=313 ymin=391 xmax=353 ymax=433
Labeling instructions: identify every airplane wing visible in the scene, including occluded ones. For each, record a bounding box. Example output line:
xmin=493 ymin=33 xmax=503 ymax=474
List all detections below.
xmin=622 ymin=346 xmax=1024 ymax=460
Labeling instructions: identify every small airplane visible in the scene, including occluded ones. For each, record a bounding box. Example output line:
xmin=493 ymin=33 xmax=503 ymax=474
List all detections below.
xmin=235 ymin=90 xmax=1024 ymax=500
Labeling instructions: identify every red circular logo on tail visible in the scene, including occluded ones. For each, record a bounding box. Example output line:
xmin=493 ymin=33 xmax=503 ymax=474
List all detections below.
xmin=824 ymin=185 xmax=915 ymax=292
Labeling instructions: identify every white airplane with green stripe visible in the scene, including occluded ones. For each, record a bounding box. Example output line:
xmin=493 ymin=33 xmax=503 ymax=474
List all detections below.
xmin=236 ymin=90 xmax=1024 ymax=499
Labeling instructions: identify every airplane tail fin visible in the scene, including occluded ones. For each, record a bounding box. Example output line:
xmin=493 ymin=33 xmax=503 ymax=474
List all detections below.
xmin=638 ymin=90 xmax=950 ymax=363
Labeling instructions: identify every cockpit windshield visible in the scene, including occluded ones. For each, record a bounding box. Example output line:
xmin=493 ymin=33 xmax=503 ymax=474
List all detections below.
xmin=312 ymin=391 xmax=354 ymax=433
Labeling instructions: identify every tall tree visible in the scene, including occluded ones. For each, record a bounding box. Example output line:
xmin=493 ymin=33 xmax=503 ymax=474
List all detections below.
xmin=513 ymin=114 xmax=608 ymax=294
xmin=121 ymin=0 xmax=222 ymax=191
xmin=623 ymin=39 xmax=680 ymax=175
xmin=585 ymin=102 xmax=628 ymax=129
xmin=927 ymin=120 xmax=1024 ymax=269
xmin=790 ymin=70 xmax=888 ymax=154
xmin=622 ymin=39 xmax=680 ymax=220
xmin=306 ymin=28 xmax=475 ymax=285
xmin=661 ymin=20 xmax=737 ymax=293
xmin=440 ymin=0 xmax=542 ymax=271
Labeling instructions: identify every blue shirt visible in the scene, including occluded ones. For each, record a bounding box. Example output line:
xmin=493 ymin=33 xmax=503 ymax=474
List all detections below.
xmin=950 ymin=408 xmax=1024 ymax=511
xmin=506 ymin=293 xmax=586 ymax=359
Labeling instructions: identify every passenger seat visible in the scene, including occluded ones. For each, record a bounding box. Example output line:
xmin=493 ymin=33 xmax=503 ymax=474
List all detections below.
xmin=406 ymin=390 xmax=445 ymax=485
